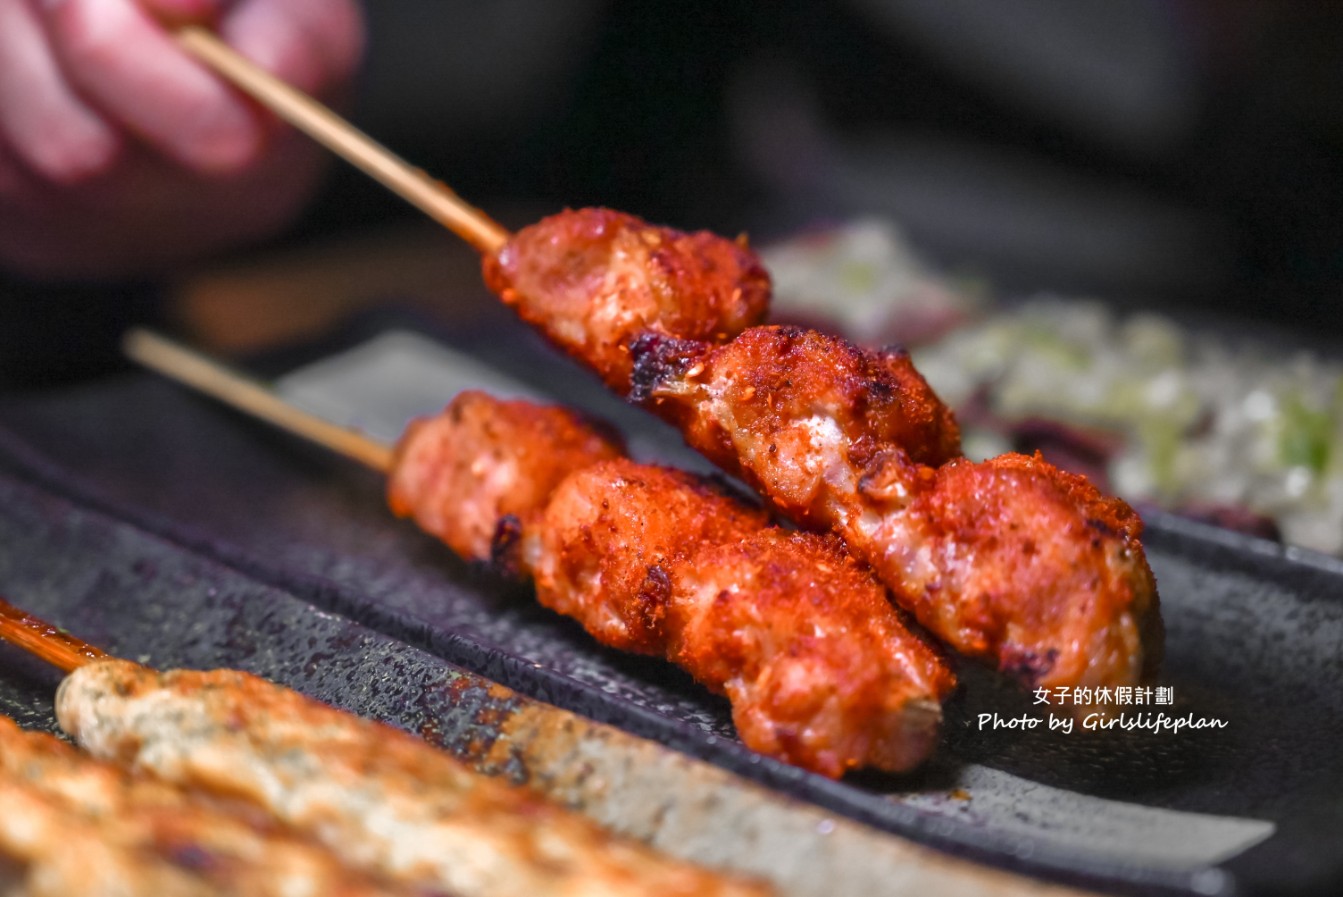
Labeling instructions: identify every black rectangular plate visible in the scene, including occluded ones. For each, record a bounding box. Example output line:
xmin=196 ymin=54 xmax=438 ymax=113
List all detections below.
xmin=1 ymin=307 xmax=1340 ymax=896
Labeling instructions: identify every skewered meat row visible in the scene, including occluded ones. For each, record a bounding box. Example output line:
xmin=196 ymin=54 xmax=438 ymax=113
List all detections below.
xmin=482 ymin=211 xmax=1163 ymax=705
xmin=0 ymin=715 xmax=412 ymax=897
xmin=55 ymin=658 xmax=770 ymax=897
xmin=387 ymin=391 xmax=956 ymax=777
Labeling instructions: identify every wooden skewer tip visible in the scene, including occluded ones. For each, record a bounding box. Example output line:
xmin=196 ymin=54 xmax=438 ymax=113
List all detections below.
xmin=122 ymin=329 xmax=395 ymax=473
xmin=0 ymin=596 xmax=110 ymax=674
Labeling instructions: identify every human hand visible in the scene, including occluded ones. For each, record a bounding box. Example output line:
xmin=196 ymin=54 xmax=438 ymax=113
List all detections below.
xmin=0 ymin=0 xmax=364 ymax=280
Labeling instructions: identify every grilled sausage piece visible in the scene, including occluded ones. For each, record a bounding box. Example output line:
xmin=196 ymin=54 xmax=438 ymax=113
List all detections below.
xmin=56 ymin=659 xmax=772 ymax=897
xmin=0 ymin=715 xmax=413 ymax=897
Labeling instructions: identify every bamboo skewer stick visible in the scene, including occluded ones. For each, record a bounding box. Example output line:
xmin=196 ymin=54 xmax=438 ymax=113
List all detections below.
xmin=0 ymin=596 xmax=108 ymax=674
xmin=3 ymin=353 xmax=385 ymax=675
xmin=123 ymin=329 xmax=395 ymax=473
xmin=3 ymin=332 xmax=388 ymax=671
xmin=174 ymin=25 xmax=510 ymax=255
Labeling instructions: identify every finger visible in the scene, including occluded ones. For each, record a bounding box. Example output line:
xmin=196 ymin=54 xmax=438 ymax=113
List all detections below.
xmin=0 ymin=131 xmax=326 ymax=280
xmin=44 ymin=0 xmax=263 ymax=174
xmin=219 ymin=0 xmax=364 ymax=99
xmin=0 ymin=0 xmax=119 ymax=184
xmin=134 ymin=0 xmax=232 ymax=28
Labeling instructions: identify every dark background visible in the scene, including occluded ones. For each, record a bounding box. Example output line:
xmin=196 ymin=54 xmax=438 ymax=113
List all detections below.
xmin=311 ymin=1 xmax=1343 ymax=329
xmin=5 ymin=0 xmax=1343 ymax=381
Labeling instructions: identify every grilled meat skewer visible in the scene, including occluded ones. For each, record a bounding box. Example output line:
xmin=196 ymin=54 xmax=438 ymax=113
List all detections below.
xmin=629 ymin=327 xmax=1162 ymax=706
xmin=483 ymin=215 xmax=1162 ymax=705
xmin=389 ymin=391 xmax=956 ymax=777
xmin=0 ymin=592 xmax=771 ymax=897
xmin=0 ymin=716 xmax=413 ymax=897
xmin=121 ymin=333 xmax=954 ymax=776
xmin=171 ymin=32 xmax=1162 ymax=705
xmin=483 ymin=207 xmax=771 ymax=390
